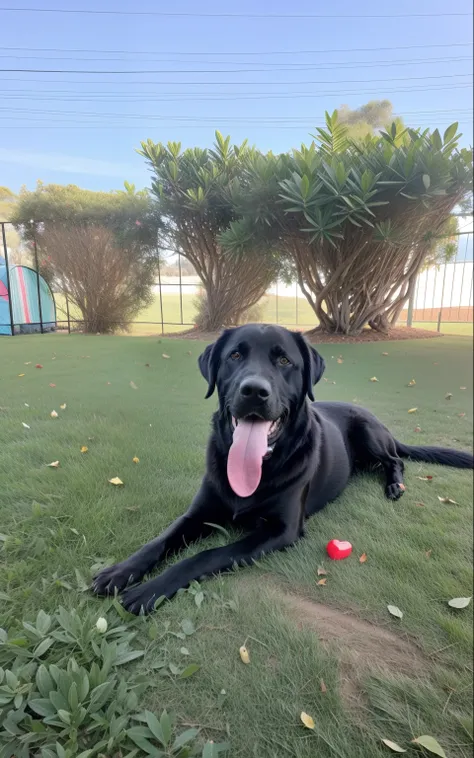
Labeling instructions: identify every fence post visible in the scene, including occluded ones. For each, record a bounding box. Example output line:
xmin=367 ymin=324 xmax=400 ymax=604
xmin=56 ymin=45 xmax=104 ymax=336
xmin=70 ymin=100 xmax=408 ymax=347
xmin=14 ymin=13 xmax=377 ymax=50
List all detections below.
xmin=32 ymin=225 xmax=44 ymax=333
xmin=1 ymin=222 xmax=15 ymax=336
xmin=407 ymin=290 xmax=414 ymax=327
xmin=437 ymin=261 xmax=448 ymax=333
xmin=157 ymin=255 xmax=164 ymax=335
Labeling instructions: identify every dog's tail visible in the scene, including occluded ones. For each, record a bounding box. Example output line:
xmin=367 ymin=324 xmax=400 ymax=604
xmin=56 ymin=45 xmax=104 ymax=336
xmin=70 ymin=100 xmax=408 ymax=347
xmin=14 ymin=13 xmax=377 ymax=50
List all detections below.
xmin=395 ymin=441 xmax=473 ymax=469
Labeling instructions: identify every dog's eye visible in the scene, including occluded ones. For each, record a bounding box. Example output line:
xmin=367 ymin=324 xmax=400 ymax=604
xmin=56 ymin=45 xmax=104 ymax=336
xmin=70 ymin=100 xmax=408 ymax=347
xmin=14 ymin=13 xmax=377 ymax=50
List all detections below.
xmin=278 ymin=356 xmax=291 ymax=366
xmin=230 ymin=351 xmax=242 ymax=361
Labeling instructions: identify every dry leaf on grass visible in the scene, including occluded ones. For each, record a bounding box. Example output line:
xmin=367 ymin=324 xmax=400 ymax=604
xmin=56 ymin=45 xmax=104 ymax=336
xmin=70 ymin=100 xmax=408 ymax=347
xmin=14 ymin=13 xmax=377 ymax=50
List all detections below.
xmin=317 ymin=567 xmax=327 ymax=576
xmin=445 ymin=392 xmax=452 ymax=400
xmin=407 ymin=407 xmax=418 ymax=413
xmin=130 ymin=381 xmax=138 ymax=390
xmin=300 ymin=712 xmax=315 ymax=730
xmin=80 ymin=446 xmax=88 ymax=454
xmin=337 ymin=358 xmax=344 ymax=364
xmin=59 ymin=403 xmax=67 ymax=410
xmin=132 ymin=456 xmax=140 ymax=464
xmin=387 ymin=605 xmax=403 ymax=619
xmin=370 ymin=376 xmax=379 ymax=382
xmin=47 ymin=461 xmax=60 ymax=468
xmin=18 ymin=373 xmax=25 ymax=377
xmin=411 ymin=735 xmax=446 ymax=757
xmin=126 ymin=505 xmax=140 ymax=512
xmin=359 ymin=553 xmax=368 ymax=563
xmin=108 ymin=477 xmax=124 ymax=486
xmin=417 ymin=475 xmax=433 ymax=481
xmin=317 ymin=578 xmax=327 ymax=586
xmin=49 ymin=383 xmax=56 ymax=388
xmin=438 ymin=496 xmax=457 ymax=504
xmin=381 ymin=739 xmax=406 ymax=753
xmin=460 ymin=386 xmax=467 ymax=390
xmin=50 ymin=410 xmax=58 ymax=418
xmin=162 ymin=353 xmax=170 ymax=359
xmin=458 ymin=412 xmax=466 ymax=418
xmin=382 ymin=352 xmax=389 ymax=356
xmin=408 ymin=379 xmax=416 ymax=386
xmin=24 ymin=361 xmax=31 ymax=365
xmin=22 ymin=422 xmax=30 ymax=429
xmin=425 ymin=549 xmax=432 ymax=559
xmin=447 ymin=596 xmax=471 ymax=609
xmin=414 ymin=426 xmax=422 ymax=432
xmin=239 ymin=645 xmax=250 ymax=664
xmin=320 ymin=679 xmax=327 ymax=693
xmin=415 ymin=502 xmax=425 ymax=507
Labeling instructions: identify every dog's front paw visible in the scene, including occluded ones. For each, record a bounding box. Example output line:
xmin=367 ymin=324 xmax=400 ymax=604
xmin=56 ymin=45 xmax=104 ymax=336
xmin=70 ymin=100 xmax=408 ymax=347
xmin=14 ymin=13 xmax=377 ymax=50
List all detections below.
xmin=92 ymin=561 xmax=138 ymax=596
xmin=386 ymin=482 xmax=405 ymax=500
xmin=121 ymin=580 xmax=165 ymax=615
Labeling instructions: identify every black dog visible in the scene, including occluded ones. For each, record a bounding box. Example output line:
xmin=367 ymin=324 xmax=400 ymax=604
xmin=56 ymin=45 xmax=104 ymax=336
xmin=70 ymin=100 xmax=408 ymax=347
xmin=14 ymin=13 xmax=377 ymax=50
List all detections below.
xmin=93 ymin=324 xmax=473 ymax=614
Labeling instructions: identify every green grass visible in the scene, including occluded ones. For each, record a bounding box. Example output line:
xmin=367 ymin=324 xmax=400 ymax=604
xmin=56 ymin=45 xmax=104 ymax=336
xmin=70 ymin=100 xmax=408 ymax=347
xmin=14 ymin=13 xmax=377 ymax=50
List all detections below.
xmin=54 ymin=292 xmax=474 ymax=336
xmin=1 ymin=334 xmax=473 ymax=757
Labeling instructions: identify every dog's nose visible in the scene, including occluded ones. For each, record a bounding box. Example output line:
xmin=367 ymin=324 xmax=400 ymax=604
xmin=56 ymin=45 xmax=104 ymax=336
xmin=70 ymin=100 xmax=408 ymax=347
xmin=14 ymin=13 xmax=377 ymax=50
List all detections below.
xmin=239 ymin=377 xmax=271 ymax=401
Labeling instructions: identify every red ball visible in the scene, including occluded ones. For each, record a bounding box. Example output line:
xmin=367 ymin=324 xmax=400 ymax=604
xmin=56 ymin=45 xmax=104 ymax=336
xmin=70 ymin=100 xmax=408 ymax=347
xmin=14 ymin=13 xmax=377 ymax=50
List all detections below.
xmin=326 ymin=539 xmax=353 ymax=560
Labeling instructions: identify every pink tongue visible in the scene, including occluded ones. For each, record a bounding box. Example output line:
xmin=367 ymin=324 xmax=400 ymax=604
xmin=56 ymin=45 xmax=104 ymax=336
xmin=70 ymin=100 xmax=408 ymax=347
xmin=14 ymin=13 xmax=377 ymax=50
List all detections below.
xmin=227 ymin=419 xmax=272 ymax=497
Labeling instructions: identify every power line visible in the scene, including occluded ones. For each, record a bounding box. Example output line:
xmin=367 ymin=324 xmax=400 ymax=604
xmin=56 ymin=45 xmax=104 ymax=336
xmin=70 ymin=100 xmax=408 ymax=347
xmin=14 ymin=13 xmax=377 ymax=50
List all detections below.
xmin=1 ymin=42 xmax=471 ymax=56
xmin=0 ymin=7 xmax=471 ymax=18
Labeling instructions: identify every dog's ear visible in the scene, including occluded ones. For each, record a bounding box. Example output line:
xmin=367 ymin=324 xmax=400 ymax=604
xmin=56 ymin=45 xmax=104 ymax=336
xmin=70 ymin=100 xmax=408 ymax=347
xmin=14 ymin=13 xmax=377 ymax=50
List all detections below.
xmin=292 ymin=332 xmax=325 ymax=401
xmin=198 ymin=330 xmax=231 ymax=399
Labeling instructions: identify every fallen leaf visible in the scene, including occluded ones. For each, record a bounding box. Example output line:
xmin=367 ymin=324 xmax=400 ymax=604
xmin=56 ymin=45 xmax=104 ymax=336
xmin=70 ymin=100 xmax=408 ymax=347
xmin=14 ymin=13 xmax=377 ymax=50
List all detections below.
xmin=425 ymin=549 xmax=432 ymax=558
xmin=35 ymin=364 xmax=43 ymax=369
xmin=370 ymin=377 xmax=379 ymax=382
xmin=382 ymin=352 xmax=389 ymax=356
xmin=300 ymin=712 xmax=315 ymax=730
xmin=126 ymin=505 xmax=141 ymax=512
xmin=359 ymin=553 xmax=368 ymax=563
xmin=239 ymin=645 xmax=250 ymax=664
xmin=317 ymin=567 xmax=327 ymax=576
xmin=47 ymin=461 xmax=60 ymax=468
xmin=417 ymin=475 xmax=433 ymax=481
xmin=22 ymin=422 xmax=30 ymax=429
xmin=411 ymin=735 xmax=446 ymax=757
xmin=24 ymin=403 xmax=29 ymax=407
xmin=387 ymin=605 xmax=403 ymax=619
xmin=24 ymin=361 xmax=31 ymax=365
xmin=445 ymin=392 xmax=452 ymax=400
xmin=407 ymin=408 xmax=418 ymax=413
xmin=18 ymin=373 xmax=25 ymax=377
xmin=337 ymin=358 xmax=344 ymax=364
xmin=59 ymin=403 xmax=66 ymax=410
xmin=132 ymin=456 xmax=140 ymax=464
xmin=447 ymin=596 xmax=471 ymax=609
xmin=49 ymin=383 xmax=56 ymax=388
xmin=408 ymin=379 xmax=416 ymax=386
xmin=50 ymin=410 xmax=58 ymax=418
xmin=415 ymin=502 xmax=425 ymax=507
xmin=108 ymin=477 xmax=124 ymax=486
xmin=80 ymin=446 xmax=88 ymax=454
xmin=458 ymin=413 xmax=466 ymax=418
xmin=106 ymin=381 xmax=111 ymax=385
xmin=186 ymin=350 xmax=192 ymax=355
xmin=317 ymin=578 xmax=327 ymax=586
xmin=162 ymin=353 xmax=170 ymax=359
xmin=144 ymin=363 xmax=150 ymax=367
xmin=414 ymin=426 xmax=422 ymax=432
xmin=460 ymin=386 xmax=466 ymax=390
xmin=130 ymin=380 xmax=138 ymax=390
xmin=381 ymin=738 xmax=407 ymax=753
xmin=320 ymin=679 xmax=327 ymax=693
xmin=438 ymin=496 xmax=457 ymax=504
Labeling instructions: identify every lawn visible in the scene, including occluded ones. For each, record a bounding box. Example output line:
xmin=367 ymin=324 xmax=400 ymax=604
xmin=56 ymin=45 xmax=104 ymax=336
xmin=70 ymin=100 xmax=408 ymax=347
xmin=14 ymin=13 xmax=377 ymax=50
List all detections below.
xmin=0 ymin=334 xmax=473 ymax=758
xmin=54 ymin=292 xmax=474 ymax=337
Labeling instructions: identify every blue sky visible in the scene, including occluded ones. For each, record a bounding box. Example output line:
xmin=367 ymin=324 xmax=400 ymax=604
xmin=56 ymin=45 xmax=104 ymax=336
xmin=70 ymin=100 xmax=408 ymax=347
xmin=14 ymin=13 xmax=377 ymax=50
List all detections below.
xmin=0 ymin=0 xmax=472 ymax=194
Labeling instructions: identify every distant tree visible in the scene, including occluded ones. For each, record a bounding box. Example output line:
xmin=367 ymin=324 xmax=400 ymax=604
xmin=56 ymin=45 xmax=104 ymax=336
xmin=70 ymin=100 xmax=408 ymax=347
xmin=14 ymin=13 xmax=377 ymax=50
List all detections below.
xmin=0 ymin=187 xmax=27 ymax=264
xmin=336 ymin=100 xmax=405 ymax=141
xmin=138 ymin=132 xmax=280 ymax=331
xmin=11 ymin=182 xmax=161 ymax=333
xmin=221 ymin=113 xmax=472 ymax=335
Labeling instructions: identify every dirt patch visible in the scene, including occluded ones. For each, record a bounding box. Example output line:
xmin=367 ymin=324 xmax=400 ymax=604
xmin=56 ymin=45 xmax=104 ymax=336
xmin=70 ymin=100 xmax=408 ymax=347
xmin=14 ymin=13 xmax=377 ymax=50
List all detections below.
xmin=281 ymin=593 xmax=427 ymax=710
xmin=164 ymin=325 xmax=442 ymax=343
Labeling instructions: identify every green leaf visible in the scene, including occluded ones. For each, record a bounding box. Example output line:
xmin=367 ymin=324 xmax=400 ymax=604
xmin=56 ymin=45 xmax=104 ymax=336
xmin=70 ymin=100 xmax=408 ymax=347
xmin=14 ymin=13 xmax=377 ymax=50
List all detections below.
xmin=195 ymin=592 xmax=204 ymax=608
xmin=300 ymin=174 xmax=310 ymax=198
xmin=36 ymin=665 xmax=54 ymax=698
xmin=447 ymin=596 xmax=471 ymax=609
xmin=127 ymin=727 xmax=165 ymax=756
xmin=387 ymin=605 xmax=403 ymax=619
xmin=172 ymin=728 xmax=199 ymax=751
xmin=160 ymin=710 xmax=172 ymax=747
xmin=443 ymin=122 xmax=458 ymax=144
xmin=145 ymin=710 xmax=167 ymax=747
xmin=202 ymin=742 xmax=230 ymax=758
xmin=381 ymin=739 xmax=407 ymax=752
xmin=431 ymin=129 xmax=442 ymax=151
xmin=34 ymin=637 xmax=54 ymax=658
xmin=180 ymin=619 xmax=196 ymax=636
xmin=36 ymin=610 xmax=52 ymax=635
xmin=411 ymin=735 xmax=446 ymax=757
xmin=29 ymin=698 xmax=56 ymax=717
xmin=180 ymin=664 xmax=201 ymax=679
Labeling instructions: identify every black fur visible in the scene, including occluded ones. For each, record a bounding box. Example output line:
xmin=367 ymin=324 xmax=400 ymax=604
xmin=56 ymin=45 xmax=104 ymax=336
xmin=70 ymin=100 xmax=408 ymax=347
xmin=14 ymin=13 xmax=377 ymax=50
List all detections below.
xmin=92 ymin=324 xmax=473 ymax=614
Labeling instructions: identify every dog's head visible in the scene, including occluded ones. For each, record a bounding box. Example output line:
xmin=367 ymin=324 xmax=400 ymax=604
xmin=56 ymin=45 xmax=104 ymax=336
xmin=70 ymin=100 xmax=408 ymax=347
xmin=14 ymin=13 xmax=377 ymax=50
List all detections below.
xmin=198 ymin=324 xmax=325 ymax=497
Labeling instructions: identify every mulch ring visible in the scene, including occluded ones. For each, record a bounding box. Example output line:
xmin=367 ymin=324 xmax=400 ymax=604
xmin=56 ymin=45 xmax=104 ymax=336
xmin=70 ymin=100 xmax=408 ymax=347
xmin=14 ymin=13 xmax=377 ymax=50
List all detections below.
xmin=164 ymin=325 xmax=442 ymax=343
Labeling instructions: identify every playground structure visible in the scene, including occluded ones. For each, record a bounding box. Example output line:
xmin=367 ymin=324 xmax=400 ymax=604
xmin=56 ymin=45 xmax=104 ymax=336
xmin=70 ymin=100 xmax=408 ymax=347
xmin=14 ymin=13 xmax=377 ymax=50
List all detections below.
xmin=0 ymin=252 xmax=56 ymax=337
